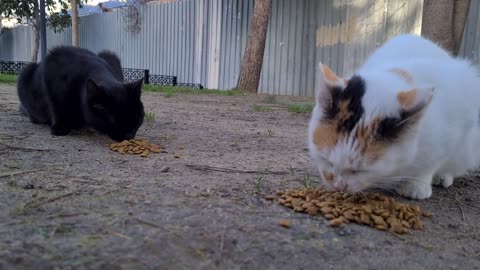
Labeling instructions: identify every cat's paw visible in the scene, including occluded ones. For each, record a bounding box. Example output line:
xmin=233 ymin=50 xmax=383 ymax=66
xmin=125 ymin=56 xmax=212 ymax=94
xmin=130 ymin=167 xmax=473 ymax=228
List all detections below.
xmin=395 ymin=181 xmax=432 ymax=200
xmin=50 ymin=126 xmax=71 ymax=136
xmin=432 ymin=175 xmax=453 ymax=188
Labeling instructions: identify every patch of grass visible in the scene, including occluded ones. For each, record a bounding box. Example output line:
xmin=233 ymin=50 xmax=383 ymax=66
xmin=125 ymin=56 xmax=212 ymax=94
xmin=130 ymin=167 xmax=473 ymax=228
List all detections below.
xmin=252 ymin=104 xmax=274 ymax=112
xmin=288 ymin=165 xmax=296 ymax=177
xmin=300 ymin=172 xmax=317 ymax=189
xmin=287 ymin=103 xmax=315 ymax=113
xmin=263 ymin=95 xmax=277 ymax=104
xmin=144 ymin=112 xmax=155 ymax=121
xmin=0 ymin=73 xmax=18 ymax=85
xmin=143 ymin=84 xmax=247 ymax=96
xmin=164 ymin=92 xmax=173 ymax=98
xmin=266 ymin=128 xmax=275 ymax=137
xmin=253 ymin=175 xmax=265 ymax=193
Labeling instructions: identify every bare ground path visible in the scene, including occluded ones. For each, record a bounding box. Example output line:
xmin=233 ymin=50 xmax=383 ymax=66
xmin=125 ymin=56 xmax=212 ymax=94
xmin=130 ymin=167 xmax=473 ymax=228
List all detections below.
xmin=0 ymin=84 xmax=479 ymax=270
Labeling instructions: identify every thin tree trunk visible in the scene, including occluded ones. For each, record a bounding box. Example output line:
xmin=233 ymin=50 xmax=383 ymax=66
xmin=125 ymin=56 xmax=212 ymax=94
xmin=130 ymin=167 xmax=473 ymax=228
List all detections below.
xmin=71 ymin=0 xmax=79 ymax=46
xmin=452 ymin=0 xmax=471 ymax=54
xmin=31 ymin=4 xmax=40 ymax=62
xmin=31 ymin=27 xmax=40 ymax=62
xmin=237 ymin=0 xmax=272 ymax=93
xmin=421 ymin=0 xmax=471 ymax=55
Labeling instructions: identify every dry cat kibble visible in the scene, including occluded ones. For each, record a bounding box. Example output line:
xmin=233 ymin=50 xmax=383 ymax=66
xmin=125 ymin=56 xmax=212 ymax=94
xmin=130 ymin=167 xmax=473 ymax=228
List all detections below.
xmin=109 ymin=139 xmax=161 ymax=157
xmin=272 ymin=188 xmax=432 ymax=234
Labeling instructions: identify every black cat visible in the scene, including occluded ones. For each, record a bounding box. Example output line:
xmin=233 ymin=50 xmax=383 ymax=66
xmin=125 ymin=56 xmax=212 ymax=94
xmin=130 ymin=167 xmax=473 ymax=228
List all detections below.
xmin=17 ymin=46 xmax=144 ymax=142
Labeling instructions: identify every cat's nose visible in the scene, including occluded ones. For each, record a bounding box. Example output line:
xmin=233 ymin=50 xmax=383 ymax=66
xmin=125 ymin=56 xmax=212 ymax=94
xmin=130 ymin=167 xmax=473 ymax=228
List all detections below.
xmin=333 ymin=182 xmax=347 ymax=191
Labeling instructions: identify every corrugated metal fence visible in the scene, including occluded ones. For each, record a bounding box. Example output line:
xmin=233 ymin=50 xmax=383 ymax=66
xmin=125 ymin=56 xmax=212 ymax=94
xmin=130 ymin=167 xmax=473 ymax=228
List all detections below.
xmin=0 ymin=0 xmax=479 ymax=96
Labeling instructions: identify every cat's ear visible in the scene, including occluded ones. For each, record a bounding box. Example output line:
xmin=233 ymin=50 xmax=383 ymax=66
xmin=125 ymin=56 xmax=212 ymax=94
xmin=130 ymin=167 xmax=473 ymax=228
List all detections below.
xmin=397 ymin=87 xmax=434 ymax=113
xmin=126 ymin=78 xmax=143 ymax=100
xmin=377 ymin=87 xmax=434 ymax=141
xmin=316 ymin=63 xmax=346 ymax=107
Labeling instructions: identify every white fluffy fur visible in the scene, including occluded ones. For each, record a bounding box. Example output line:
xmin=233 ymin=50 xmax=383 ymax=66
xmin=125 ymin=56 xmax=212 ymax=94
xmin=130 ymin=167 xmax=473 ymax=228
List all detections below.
xmin=308 ymin=34 xmax=480 ymax=199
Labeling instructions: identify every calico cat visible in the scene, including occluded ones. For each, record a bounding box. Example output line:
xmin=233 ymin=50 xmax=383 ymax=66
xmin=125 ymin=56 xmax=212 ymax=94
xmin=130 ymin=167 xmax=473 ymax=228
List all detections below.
xmin=17 ymin=46 xmax=144 ymax=142
xmin=308 ymin=34 xmax=480 ymax=200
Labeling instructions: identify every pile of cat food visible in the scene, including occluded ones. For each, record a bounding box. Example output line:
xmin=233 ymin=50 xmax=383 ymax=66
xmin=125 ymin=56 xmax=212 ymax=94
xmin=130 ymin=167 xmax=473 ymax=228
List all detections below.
xmin=270 ymin=188 xmax=432 ymax=234
xmin=109 ymin=139 xmax=161 ymax=157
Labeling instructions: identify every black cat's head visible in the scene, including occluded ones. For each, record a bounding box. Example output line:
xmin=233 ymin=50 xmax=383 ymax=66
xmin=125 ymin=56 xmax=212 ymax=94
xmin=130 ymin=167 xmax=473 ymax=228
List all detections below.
xmin=84 ymin=78 xmax=144 ymax=142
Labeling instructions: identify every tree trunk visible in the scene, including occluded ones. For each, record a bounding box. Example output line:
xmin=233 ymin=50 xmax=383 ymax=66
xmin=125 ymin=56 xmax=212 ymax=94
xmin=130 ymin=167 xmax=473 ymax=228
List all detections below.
xmin=237 ymin=0 xmax=272 ymax=93
xmin=71 ymin=0 xmax=79 ymax=46
xmin=421 ymin=0 xmax=471 ymax=55
xmin=31 ymin=27 xmax=40 ymax=62
xmin=452 ymin=0 xmax=471 ymax=54
xmin=31 ymin=5 xmax=40 ymax=62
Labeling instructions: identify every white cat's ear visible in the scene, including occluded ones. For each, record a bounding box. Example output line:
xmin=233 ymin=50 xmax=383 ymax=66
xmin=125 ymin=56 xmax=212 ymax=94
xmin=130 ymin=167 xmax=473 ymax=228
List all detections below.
xmin=397 ymin=87 xmax=434 ymax=112
xmin=317 ymin=63 xmax=346 ymax=106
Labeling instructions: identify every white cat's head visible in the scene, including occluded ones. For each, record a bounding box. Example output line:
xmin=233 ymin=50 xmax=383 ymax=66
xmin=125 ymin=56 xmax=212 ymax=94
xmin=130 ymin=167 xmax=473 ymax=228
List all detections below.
xmin=308 ymin=63 xmax=434 ymax=193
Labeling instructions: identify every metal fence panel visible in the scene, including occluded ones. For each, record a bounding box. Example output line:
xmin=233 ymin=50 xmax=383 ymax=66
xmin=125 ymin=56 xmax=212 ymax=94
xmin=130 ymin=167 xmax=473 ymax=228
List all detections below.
xmin=1 ymin=0 xmax=479 ymax=96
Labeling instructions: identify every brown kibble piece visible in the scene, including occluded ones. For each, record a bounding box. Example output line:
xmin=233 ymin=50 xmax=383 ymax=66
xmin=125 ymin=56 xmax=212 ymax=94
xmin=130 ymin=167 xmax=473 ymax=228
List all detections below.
xmin=329 ymin=217 xmax=344 ymax=227
xmin=307 ymin=207 xmax=318 ymax=216
xmin=279 ymin=219 xmax=292 ymax=228
xmin=294 ymin=207 xmax=304 ymax=212
xmin=264 ymin=195 xmax=275 ymax=201
xmin=422 ymin=211 xmax=432 ymax=217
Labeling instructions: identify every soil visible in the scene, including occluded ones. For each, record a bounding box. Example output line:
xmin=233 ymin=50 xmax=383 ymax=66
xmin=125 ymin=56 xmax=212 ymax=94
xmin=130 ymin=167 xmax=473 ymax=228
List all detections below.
xmin=0 ymin=84 xmax=479 ymax=270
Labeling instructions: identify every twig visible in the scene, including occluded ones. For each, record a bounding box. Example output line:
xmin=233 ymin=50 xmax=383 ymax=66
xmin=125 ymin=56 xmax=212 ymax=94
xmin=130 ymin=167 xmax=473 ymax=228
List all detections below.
xmin=0 ymin=141 xmax=52 ymax=152
xmin=0 ymin=169 xmax=40 ymax=179
xmin=109 ymin=230 xmax=132 ymax=240
xmin=186 ymin=164 xmax=318 ymax=177
xmin=24 ymin=192 xmax=77 ymax=209
xmin=133 ymin=217 xmax=183 ymax=238
xmin=454 ymin=193 xmax=466 ymax=222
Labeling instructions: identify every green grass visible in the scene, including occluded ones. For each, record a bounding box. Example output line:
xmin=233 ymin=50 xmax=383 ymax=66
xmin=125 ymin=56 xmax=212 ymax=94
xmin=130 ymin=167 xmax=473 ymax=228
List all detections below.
xmin=253 ymin=175 xmax=265 ymax=193
xmin=143 ymin=84 xmax=247 ymax=96
xmin=266 ymin=128 xmax=275 ymax=137
xmin=252 ymin=104 xmax=275 ymax=112
xmin=299 ymin=172 xmax=317 ymax=189
xmin=287 ymin=103 xmax=315 ymax=113
xmin=144 ymin=112 xmax=155 ymax=121
xmin=0 ymin=73 xmax=18 ymax=85
xmin=263 ymin=95 xmax=277 ymax=104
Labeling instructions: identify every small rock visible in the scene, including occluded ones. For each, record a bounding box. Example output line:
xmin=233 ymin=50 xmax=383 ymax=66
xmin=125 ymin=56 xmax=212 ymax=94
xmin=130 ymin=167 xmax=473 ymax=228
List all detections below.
xmin=23 ymin=184 xmax=35 ymax=190
xmin=160 ymin=166 xmax=170 ymax=173
xmin=335 ymin=227 xmax=353 ymax=237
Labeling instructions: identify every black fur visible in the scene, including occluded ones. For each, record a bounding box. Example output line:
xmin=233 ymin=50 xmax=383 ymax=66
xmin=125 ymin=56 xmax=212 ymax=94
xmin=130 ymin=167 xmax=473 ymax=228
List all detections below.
xmin=17 ymin=46 xmax=144 ymax=142
xmin=377 ymin=105 xmax=425 ymax=142
xmin=97 ymin=50 xmax=124 ymax=81
xmin=322 ymin=75 xmax=366 ymax=133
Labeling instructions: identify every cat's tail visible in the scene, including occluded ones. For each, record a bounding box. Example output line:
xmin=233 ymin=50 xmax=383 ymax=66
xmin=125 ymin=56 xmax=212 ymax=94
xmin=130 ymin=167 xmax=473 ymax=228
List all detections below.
xmin=98 ymin=50 xmax=124 ymax=82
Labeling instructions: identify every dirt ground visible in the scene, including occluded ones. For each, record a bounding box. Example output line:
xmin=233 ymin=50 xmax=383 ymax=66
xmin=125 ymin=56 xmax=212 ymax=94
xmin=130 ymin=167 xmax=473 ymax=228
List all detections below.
xmin=0 ymin=83 xmax=479 ymax=270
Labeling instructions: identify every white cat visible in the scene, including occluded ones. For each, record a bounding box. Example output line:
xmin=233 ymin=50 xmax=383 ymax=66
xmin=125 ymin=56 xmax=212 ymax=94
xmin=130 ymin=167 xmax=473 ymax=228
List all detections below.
xmin=308 ymin=34 xmax=480 ymax=200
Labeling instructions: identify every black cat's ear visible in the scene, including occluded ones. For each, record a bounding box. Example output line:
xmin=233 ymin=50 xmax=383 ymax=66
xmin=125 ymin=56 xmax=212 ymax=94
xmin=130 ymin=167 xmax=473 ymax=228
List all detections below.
xmin=316 ymin=63 xmax=346 ymax=109
xmin=126 ymin=78 xmax=143 ymax=99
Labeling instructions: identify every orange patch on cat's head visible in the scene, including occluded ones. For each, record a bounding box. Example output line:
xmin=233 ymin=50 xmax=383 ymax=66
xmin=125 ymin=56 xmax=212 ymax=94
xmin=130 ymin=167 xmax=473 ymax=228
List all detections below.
xmin=397 ymin=89 xmax=418 ymax=110
xmin=312 ymin=100 xmax=353 ymax=151
xmin=313 ymin=122 xmax=338 ymax=151
xmin=389 ymin=68 xmax=413 ymax=84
